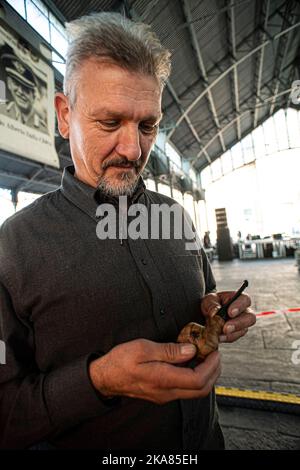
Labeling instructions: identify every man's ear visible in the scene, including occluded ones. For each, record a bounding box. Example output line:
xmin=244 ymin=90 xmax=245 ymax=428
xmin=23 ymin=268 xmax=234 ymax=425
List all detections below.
xmin=55 ymin=92 xmax=70 ymax=139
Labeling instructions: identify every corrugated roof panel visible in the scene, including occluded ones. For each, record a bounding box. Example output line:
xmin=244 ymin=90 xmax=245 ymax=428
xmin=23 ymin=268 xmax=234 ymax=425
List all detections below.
xmin=52 ymin=0 xmax=117 ymax=21
xmin=234 ymin=0 xmax=257 ymax=44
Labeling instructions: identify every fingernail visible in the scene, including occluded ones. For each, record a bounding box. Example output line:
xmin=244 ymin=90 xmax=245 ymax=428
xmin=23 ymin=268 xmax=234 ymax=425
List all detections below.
xmin=181 ymin=344 xmax=196 ymax=356
xmin=226 ymin=325 xmax=235 ymax=334
xmin=211 ymin=306 xmax=220 ymax=316
xmin=230 ymin=308 xmax=239 ymax=317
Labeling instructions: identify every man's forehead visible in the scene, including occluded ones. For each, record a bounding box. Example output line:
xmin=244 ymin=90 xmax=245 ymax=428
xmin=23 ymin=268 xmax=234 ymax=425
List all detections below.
xmin=76 ymin=61 xmax=162 ymax=119
xmin=78 ymin=59 xmax=161 ymax=95
xmin=88 ymin=105 xmax=163 ymax=122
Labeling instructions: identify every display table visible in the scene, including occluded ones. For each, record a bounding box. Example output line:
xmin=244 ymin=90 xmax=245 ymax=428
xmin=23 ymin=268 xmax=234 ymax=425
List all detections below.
xmin=238 ymin=238 xmax=300 ymax=260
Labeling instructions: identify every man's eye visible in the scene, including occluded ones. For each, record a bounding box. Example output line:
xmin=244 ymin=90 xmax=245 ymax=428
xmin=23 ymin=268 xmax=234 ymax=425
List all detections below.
xmin=140 ymin=123 xmax=158 ymax=134
xmin=98 ymin=121 xmax=120 ymax=129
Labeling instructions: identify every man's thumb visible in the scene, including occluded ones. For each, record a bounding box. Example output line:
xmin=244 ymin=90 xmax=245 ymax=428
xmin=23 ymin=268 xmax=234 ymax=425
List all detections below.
xmin=162 ymin=342 xmax=197 ymax=363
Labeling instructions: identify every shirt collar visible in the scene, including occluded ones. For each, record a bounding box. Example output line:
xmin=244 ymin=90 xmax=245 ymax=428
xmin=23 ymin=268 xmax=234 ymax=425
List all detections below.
xmin=60 ymin=165 xmax=146 ymax=221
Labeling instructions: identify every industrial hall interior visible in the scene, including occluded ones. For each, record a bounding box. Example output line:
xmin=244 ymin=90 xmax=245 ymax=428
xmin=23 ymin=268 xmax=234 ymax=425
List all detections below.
xmin=0 ymin=0 xmax=299 ymax=452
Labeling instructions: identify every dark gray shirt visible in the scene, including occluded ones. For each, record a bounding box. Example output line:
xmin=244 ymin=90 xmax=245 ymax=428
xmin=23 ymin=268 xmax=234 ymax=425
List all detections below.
xmin=0 ymin=166 xmax=223 ymax=450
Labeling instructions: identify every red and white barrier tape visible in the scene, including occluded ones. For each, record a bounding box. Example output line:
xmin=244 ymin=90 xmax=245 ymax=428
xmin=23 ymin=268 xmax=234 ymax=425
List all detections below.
xmin=256 ymin=308 xmax=300 ymax=317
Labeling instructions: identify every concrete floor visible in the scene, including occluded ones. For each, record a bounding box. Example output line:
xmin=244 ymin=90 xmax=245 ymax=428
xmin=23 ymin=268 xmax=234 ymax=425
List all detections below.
xmin=210 ymin=257 xmax=300 ymax=450
xmin=212 ymin=257 xmax=300 ymax=312
xmin=219 ymin=406 xmax=300 ymax=450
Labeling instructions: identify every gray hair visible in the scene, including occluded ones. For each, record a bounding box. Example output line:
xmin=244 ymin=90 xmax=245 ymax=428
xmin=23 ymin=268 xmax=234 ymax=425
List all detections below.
xmin=63 ymin=12 xmax=171 ymax=105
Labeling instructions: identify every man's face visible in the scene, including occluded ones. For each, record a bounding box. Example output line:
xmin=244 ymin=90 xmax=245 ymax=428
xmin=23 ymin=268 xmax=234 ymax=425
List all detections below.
xmin=7 ymin=76 xmax=34 ymax=114
xmin=57 ymin=60 xmax=162 ymax=195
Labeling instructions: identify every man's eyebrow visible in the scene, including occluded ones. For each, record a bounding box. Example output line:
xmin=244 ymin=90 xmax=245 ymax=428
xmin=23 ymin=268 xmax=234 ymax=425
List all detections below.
xmin=90 ymin=107 xmax=163 ymax=122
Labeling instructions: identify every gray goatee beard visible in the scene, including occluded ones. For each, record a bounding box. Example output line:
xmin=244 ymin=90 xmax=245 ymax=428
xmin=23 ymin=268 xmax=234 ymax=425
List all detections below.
xmin=97 ymin=171 xmax=139 ymax=197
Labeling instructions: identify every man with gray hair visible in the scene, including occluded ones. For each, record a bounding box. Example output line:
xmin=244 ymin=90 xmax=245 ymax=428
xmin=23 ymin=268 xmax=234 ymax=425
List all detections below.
xmin=0 ymin=12 xmax=255 ymax=450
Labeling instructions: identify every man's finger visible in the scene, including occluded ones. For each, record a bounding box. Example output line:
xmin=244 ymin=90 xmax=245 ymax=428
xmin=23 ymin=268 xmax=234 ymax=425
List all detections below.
xmin=146 ymin=350 xmax=221 ymax=391
xmin=227 ymin=292 xmax=251 ymax=317
xmin=220 ymin=328 xmax=248 ymax=343
xmin=223 ymin=309 xmax=256 ymax=335
xmin=201 ymin=293 xmax=221 ymax=317
xmin=193 ymin=351 xmax=221 ymax=388
xmin=134 ymin=339 xmax=197 ymax=364
xmin=155 ymin=341 xmax=198 ymax=364
xmin=169 ymin=361 xmax=222 ymax=401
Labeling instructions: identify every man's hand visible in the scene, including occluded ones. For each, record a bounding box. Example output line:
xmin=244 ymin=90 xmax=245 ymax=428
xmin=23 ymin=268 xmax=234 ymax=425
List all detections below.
xmin=201 ymin=291 xmax=256 ymax=343
xmin=89 ymin=339 xmax=221 ymax=404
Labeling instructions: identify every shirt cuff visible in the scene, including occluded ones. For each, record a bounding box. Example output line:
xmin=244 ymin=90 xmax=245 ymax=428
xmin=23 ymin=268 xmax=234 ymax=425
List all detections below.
xmin=44 ymin=353 xmax=120 ymax=429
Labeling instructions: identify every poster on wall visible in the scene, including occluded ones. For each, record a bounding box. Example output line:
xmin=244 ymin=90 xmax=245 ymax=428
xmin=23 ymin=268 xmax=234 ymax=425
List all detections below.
xmin=0 ymin=22 xmax=59 ymax=168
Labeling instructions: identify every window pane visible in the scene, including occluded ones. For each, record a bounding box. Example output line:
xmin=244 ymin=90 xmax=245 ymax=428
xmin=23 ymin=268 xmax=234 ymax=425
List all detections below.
xmin=211 ymin=158 xmax=222 ymax=180
xmin=273 ymin=109 xmax=289 ymax=151
xmin=6 ymin=0 xmax=26 ymax=18
xmin=200 ymin=166 xmax=211 ymax=189
xmin=145 ymin=178 xmax=156 ymax=191
xmin=26 ymin=0 xmax=50 ymax=42
xmin=172 ymin=188 xmax=183 ymax=205
xmin=31 ymin=0 xmax=48 ymax=16
xmin=231 ymin=142 xmax=244 ymax=169
xmin=263 ymin=117 xmax=277 ymax=155
xmin=221 ymin=150 xmax=232 ymax=174
xmin=189 ymin=168 xmax=196 ymax=183
xmin=52 ymin=51 xmax=66 ymax=75
xmin=17 ymin=191 xmax=41 ymax=211
xmin=158 ymin=182 xmax=171 ymax=197
xmin=50 ymin=24 xmax=68 ymax=56
xmin=49 ymin=12 xmax=66 ymax=37
xmin=166 ymin=142 xmax=181 ymax=171
xmin=252 ymin=125 xmax=265 ymax=158
xmin=242 ymin=134 xmax=254 ymax=163
xmin=0 ymin=189 xmax=15 ymax=225
xmin=286 ymin=108 xmax=300 ymax=148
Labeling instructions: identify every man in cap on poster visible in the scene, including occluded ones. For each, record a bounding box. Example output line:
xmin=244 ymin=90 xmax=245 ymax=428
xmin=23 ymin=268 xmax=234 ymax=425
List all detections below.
xmin=0 ymin=49 xmax=47 ymax=132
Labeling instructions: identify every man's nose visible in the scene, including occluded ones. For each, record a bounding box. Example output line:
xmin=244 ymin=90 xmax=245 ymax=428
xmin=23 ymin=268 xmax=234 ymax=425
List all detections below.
xmin=116 ymin=126 xmax=142 ymax=161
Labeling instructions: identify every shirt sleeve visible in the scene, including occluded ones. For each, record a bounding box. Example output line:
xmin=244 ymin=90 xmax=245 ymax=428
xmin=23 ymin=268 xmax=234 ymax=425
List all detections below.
xmin=0 ymin=280 xmax=118 ymax=449
xmin=201 ymin=247 xmax=217 ymax=294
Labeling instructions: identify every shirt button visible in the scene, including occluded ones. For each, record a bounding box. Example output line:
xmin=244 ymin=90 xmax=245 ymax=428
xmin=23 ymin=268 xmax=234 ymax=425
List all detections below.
xmin=160 ymin=308 xmax=165 ymax=316
xmin=141 ymin=259 xmax=147 ymax=265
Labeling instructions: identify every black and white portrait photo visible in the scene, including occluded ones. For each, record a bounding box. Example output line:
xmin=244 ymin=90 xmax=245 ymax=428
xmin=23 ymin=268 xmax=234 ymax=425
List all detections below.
xmin=0 ymin=44 xmax=49 ymax=134
xmin=0 ymin=22 xmax=58 ymax=168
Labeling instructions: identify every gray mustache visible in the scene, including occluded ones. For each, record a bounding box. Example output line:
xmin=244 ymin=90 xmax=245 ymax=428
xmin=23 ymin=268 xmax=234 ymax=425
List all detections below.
xmin=102 ymin=157 xmax=140 ymax=170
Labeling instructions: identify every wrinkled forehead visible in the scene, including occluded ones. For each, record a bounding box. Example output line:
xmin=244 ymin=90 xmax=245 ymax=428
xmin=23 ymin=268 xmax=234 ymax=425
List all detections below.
xmin=74 ymin=59 xmax=162 ymax=116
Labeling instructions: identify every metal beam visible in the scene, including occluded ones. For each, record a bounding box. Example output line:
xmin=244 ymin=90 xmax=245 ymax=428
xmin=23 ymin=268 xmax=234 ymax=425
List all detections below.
xmin=228 ymin=0 xmax=241 ymax=140
xmin=0 ymin=171 xmax=59 ymax=190
xmin=166 ymin=83 xmax=211 ymax=164
xmin=191 ymin=112 xmax=250 ymax=170
xmin=269 ymin=2 xmax=295 ymax=116
xmin=15 ymin=168 xmax=44 ymax=193
xmin=0 ymin=150 xmax=62 ymax=176
xmin=191 ymin=86 xmax=292 ymax=170
xmin=167 ymin=20 xmax=300 ymax=141
xmin=269 ymin=35 xmax=292 ymax=115
xmin=253 ymin=0 xmax=271 ymax=128
xmin=182 ymin=0 xmax=226 ymax=153
xmin=163 ymin=9 xmax=286 ymax=114
xmin=181 ymin=70 xmax=292 ymax=146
